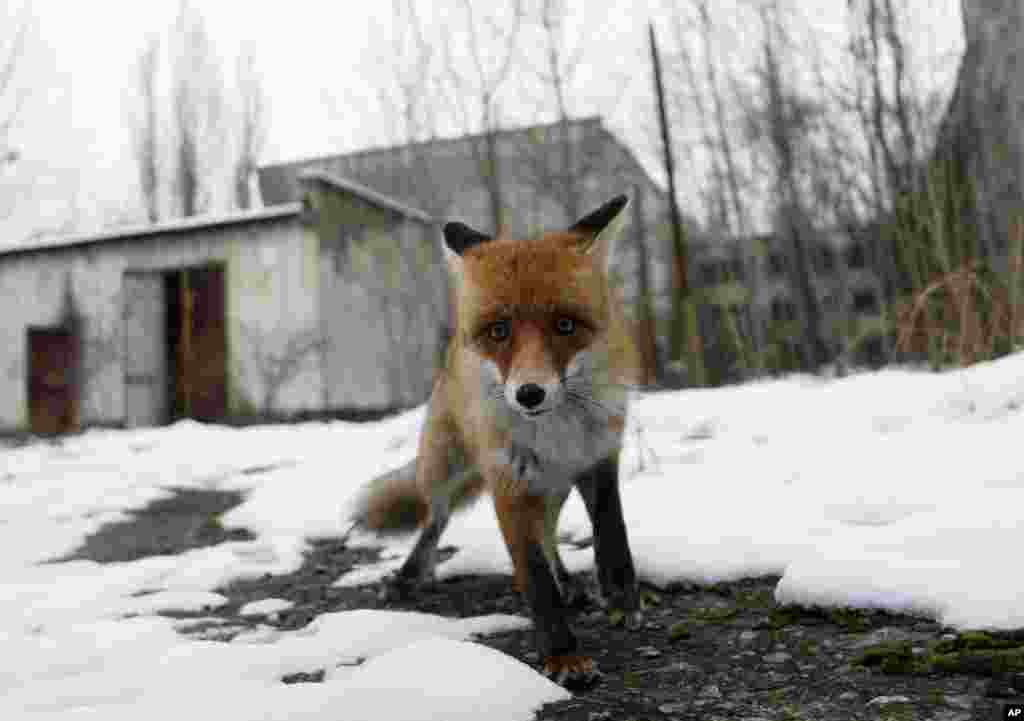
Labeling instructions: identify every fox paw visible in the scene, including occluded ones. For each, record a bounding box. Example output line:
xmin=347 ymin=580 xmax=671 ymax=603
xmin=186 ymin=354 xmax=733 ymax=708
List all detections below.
xmin=541 ymin=654 xmax=602 ymax=689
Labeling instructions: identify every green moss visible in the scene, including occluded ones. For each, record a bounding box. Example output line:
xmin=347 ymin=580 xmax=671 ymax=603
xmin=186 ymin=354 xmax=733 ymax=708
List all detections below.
xmin=668 ymin=621 xmax=692 ymax=641
xmin=641 ymin=590 xmax=661 ymax=608
xmin=930 ymin=647 xmax=1024 ymax=676
xmin=934 ymin=630 xmax=1022 ymax=654
xmin=691 ymin=606 xmax=739 ymax=623
xmin=853 ymin=641 xmax=920 ymax=674
xmin=797 ymin=639 xmax=818 ymax=656
xmin=829 ymin=607 xmax=868 ymax=633
xmin=607 ymin=609 xmax=626 ymax=627
xmin=768 ymin=605 xmax=806 ymax=628
xmin=622 ymin=671 xmax=642 ymax=688
xmin=737 ymin=589 xmax=774 ymax=609
xmin=705 ymin=582 xmax=731 ymax=597
xmin=879 ymin=702 xmax=914 ymax=721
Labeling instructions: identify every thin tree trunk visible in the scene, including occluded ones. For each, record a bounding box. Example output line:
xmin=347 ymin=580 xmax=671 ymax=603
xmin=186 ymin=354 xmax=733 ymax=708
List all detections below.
xmin=650 ymin=23 xmax=705 ymax=386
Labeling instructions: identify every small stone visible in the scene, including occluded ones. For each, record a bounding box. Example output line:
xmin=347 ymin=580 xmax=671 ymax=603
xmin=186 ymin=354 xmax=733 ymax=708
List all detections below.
xmin=764 ymin=651 xmax=792 ymax=664
xmin=984 ymin=679 xmax=1019 ymax=699
xmin=587 ymin=712 xmax=614 ymax=721
xmin=851 ymin=627 xmax=912 ymax=649
xmin=738 ymin=630 xmax=758 ymax=644
xmin=944 ymin=695 xmax=974 ymax=710
xmin=867 ymin=695 xmax=912 ymax=707
xmin=838 ymin=691 xmax=857 ymax=701
xmin=658 ymin=702 xmax=689 ymax=714
xmin=929 ymin=713 xmax=971 ymax=721
xmin=699 ymin=684 xmax=722 ymax=699
xmin=637 ymin=645 xmax=662 ymax=658
xmin=939 ymin=633 xmax=957 ymax=642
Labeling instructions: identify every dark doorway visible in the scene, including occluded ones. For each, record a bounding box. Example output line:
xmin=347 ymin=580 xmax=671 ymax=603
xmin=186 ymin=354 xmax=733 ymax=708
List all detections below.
xmin=164 ymin=264 xmax=228 ymax=422
xmin=27 ymin=326 xmax=79 ymax=435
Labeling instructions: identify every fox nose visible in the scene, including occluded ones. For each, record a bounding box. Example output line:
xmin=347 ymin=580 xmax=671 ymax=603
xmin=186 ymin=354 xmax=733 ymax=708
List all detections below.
xmin=515 ymin=383 xmax=546 ymax=409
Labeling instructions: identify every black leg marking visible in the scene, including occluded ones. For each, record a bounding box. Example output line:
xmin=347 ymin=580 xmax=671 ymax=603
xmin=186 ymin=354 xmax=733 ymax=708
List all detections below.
xmin=525 ymin=542 xmax=576 ymax=659
xmin=575 ymin=457 xmax=639 ymax=618
xmin=381 ymin=511 xmax=449 ymax=601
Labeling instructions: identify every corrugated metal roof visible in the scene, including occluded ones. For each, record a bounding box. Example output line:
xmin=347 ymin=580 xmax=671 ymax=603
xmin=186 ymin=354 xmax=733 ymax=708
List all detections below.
xmin=0 ymin=203 xmax=303 ymax=260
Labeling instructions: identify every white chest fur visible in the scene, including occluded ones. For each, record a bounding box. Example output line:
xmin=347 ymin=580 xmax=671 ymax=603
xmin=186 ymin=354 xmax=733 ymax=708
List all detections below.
xmin=500 ymin=404 xmax=622 ymax=494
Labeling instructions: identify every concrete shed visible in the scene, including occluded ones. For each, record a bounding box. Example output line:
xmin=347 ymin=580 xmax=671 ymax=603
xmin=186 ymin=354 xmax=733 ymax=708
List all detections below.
xmin=0 ymin=173 xmax=446 ymax=435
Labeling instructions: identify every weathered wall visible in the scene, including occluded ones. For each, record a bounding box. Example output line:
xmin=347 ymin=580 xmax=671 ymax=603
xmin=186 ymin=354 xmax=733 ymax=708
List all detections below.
xmin=309 ymin=183 xmax=446 ymax=411
xmin=0 ymin=213 xmax=321 ymax=431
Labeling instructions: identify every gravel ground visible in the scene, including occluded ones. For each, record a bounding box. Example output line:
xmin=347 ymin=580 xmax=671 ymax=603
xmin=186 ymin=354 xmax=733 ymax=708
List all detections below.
xmin=65 ymin=487 xmax=1024 ymax=721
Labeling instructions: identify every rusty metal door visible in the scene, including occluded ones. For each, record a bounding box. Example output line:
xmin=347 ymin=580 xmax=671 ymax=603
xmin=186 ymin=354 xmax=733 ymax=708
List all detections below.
xmin=177 ymin=265 xmax=227 ymax=422
xmin=123 ymin=272 xmax=167 ymax=427
xmin=27 ymin=327 xmax=79 ymax=435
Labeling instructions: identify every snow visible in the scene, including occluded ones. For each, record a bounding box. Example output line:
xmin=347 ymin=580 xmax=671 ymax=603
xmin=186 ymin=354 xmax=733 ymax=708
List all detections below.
xmin=239 ymin=598 xmax=296 ymax=616
xmin=4 ymin=352 xmax=1024 ymax=716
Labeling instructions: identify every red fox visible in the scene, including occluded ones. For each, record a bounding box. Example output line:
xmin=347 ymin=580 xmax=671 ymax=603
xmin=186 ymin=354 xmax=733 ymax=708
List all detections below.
xmin=352 ymin=196 xmax=641 ymax=686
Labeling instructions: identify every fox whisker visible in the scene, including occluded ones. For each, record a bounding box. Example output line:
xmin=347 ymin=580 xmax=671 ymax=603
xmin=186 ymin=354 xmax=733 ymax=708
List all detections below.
xmin=566 ymin=389 xmax=620 ymax=418
xmin=562 ymin=371 xmax=661 ymax=394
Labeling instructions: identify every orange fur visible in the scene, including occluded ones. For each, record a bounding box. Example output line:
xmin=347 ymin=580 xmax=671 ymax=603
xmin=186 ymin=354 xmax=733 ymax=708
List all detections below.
xmin=352 ymin=197 xmax=638 ymax=678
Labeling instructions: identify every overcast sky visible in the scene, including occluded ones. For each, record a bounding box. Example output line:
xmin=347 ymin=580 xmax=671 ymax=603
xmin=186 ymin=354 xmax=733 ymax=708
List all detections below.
xmin=0 ymin=0 xmax=963 ymax=244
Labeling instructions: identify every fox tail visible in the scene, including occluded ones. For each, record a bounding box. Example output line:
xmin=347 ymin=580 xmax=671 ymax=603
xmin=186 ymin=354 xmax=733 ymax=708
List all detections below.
xmin=350 ymin=456 xmax=485 ymax=536
xmin=350 ymin=458 xmax=430 ymax=536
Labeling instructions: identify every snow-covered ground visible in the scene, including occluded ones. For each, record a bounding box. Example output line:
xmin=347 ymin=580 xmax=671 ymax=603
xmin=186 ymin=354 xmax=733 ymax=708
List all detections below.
xmin=4 ymin=353 xmax=1024 ymax=718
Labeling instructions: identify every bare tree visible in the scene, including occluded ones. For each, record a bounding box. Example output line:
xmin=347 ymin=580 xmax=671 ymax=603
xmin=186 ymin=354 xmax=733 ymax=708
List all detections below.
xmin=170 ymin=1 xmax=225 ymax=218
xmin=847 ymin=0 xmax=922 ymax=205
xmin=233 ymin=49 xmax=266 ymax=211
xmin=651 ymin=22 xmax=706 ymax=385
xmin=0 ymin=1 xmax=31 ymax=223
xmin=442 ymin=0 xmax=524 ymax=234
xmin=374 ymin=0 xmax=452 ymax=217
xmin=135 ymin=33 xmax=161 ymax=223
xmin=741 ymin=2 xmax=830 ymax=371
xmin=130 ymin=2 xmax=271 ymax=222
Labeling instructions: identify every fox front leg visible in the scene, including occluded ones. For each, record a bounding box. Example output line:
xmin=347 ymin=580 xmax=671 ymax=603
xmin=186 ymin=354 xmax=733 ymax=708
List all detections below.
xmin=574 ymin=455 xmax=642 ymax=628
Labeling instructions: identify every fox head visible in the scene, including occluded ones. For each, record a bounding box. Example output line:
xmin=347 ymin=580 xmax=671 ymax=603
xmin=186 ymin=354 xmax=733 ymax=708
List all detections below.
xmin=442 ymin=196 xmax=633 ymax=420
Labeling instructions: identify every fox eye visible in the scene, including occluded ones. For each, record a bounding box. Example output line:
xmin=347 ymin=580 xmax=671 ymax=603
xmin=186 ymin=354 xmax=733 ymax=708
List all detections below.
xmin=555 ymin=317 xmax=576 ymax=335
xmin=488 ymin=320 xmax=511 ymax=342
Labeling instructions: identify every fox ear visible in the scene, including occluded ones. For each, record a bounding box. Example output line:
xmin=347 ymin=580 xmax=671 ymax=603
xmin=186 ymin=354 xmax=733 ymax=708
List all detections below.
xmin=569 ymin=195 xmax=629 ymax=261
xmin=443 ymin=222 xmax=492 ymax=257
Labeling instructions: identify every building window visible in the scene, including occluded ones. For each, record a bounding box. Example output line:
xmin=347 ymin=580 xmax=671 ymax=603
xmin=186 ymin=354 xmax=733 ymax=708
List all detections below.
xmin=770 ymin=297 xmax=797 ymax=323
xmin=852 ymin=289 xmax=878 ymax=314
xmin=698 ymin=262 xmax=720 ymax=286
xmin=816 ymin=246 xmax=835 ymax=274
xmin=846 ymin=243 xmax=867 ymax=269
xmin=729 ymin=258 xmax=745 ymax=282
xmin=767 ymin=252 xmax=787 ymax=277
